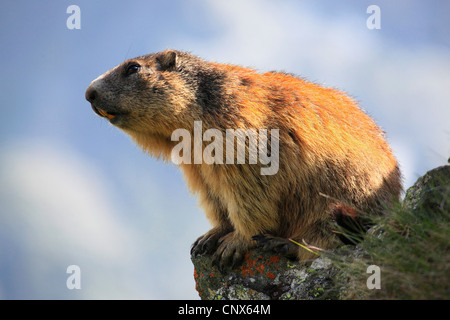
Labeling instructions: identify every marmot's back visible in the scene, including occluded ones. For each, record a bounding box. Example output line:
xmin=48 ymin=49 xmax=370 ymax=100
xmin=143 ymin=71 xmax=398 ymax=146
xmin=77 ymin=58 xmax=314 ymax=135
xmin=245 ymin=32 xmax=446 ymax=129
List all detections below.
xmin=86 ymin=49 xmax=402 ymax=270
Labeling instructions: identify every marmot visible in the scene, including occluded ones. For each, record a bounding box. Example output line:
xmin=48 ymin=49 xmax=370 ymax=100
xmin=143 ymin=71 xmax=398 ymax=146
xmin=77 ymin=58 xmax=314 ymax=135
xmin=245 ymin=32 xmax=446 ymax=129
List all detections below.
xmin=85 ymin=49 xmax=402 ymax=270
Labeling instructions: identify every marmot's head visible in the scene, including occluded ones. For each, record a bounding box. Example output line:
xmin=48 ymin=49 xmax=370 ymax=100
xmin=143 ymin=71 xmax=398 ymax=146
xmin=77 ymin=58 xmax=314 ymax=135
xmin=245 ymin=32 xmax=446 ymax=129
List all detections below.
xmin=85 ymin=50 xmax=200 ymax=137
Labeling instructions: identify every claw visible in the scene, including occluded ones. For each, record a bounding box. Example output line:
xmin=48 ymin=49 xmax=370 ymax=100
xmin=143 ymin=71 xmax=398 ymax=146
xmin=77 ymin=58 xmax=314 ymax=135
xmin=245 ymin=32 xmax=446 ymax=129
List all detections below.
xmin=207 ymin=232 xmax=252 ymax=273
xmin=191 ymin=227 xmax=232 ymax=257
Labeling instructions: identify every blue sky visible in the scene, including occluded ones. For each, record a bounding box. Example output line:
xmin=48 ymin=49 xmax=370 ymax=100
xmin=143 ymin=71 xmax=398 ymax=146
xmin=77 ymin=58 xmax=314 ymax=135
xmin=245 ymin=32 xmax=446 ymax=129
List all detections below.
xmin=0 ymin=0 xmax=449 ymax=299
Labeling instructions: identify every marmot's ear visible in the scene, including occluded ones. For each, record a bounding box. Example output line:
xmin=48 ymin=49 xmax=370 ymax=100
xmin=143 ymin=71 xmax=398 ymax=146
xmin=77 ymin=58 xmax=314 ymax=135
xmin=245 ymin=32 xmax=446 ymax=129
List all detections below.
xmin=156 ymin=50 xmax=177 ymax=71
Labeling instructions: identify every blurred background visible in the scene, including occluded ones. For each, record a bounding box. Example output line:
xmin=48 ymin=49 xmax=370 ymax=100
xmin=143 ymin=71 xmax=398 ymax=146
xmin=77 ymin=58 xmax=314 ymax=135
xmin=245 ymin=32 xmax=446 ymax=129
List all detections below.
xmin=0 ymin=0 xmax=449 ymax=299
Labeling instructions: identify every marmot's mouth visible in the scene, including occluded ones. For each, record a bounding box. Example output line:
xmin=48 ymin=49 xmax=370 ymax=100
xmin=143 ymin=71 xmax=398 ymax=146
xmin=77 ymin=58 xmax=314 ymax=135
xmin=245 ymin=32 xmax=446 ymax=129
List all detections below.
xmin=97 ymin=108 xmax=116 ymax=119
xmin=91 ymin=105 xmax=117 ymax=120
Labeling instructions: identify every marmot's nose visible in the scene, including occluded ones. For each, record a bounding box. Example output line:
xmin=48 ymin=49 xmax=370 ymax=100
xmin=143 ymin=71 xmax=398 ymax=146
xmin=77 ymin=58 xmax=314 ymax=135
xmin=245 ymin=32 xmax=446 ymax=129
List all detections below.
xmin=85 ymin=86 xmax=97 ymax=103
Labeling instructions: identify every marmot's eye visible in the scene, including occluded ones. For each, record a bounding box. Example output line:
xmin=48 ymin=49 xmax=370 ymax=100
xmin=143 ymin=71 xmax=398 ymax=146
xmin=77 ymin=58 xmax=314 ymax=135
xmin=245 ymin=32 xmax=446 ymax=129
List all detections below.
xmin=125 ymin=63 xmax=140 ymax=76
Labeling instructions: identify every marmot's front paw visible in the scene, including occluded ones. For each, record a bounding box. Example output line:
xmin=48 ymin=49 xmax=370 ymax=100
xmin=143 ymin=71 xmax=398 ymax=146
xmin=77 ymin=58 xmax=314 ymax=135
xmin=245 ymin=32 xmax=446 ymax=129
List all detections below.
xmin=211 ymin=232 xmax=253 ymax=273
xmin=191 ymin=227 xmax=231 ymax=257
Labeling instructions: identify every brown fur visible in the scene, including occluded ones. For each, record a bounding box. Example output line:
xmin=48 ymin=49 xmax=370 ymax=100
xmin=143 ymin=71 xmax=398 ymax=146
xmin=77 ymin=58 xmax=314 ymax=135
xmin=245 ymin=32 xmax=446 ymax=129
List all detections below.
xmin=85 ymin=49 xmax=402 ymax=269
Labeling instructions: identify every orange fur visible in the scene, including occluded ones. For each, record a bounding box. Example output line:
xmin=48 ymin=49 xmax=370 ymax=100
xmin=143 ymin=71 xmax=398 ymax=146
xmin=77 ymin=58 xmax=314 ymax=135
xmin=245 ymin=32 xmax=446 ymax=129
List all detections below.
xmin=86 ymin=50 xmax=402 ymax=266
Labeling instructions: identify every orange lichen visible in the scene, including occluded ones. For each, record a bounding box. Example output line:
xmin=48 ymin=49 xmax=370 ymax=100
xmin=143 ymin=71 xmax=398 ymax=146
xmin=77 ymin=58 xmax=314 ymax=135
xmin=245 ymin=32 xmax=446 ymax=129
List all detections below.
xmin=269 ymin=255 xmax=280 ymax=264
xmin=255 ymin=263 xmax=265 ymax=275
xmin=193 ymin=268 xmax=203 ymax=296
xmin=238 ymin=252 xmax=281 ymax=279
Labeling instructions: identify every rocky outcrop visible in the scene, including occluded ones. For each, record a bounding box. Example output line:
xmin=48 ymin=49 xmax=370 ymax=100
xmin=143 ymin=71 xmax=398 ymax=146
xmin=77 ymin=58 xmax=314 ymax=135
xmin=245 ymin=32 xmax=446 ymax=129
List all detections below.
xmin=192 ymin=249 xmax=340 ymax=300
xmin=402 ymin=164 xmax=449 ymax=215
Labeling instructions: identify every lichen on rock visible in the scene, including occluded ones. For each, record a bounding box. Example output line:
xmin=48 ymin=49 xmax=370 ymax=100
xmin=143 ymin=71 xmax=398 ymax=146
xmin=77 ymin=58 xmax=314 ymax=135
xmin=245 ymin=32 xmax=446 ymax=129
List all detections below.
xmin=191 ymin=249 xmax=340 ymax=300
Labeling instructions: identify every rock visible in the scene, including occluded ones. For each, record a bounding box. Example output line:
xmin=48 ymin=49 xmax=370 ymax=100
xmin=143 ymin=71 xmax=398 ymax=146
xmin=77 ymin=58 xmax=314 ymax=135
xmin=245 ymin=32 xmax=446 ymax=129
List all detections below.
xmin=403 ymin=164 xmax=449 ymax=216
xmin=191 ymin=249 xmax=340 ymax=300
